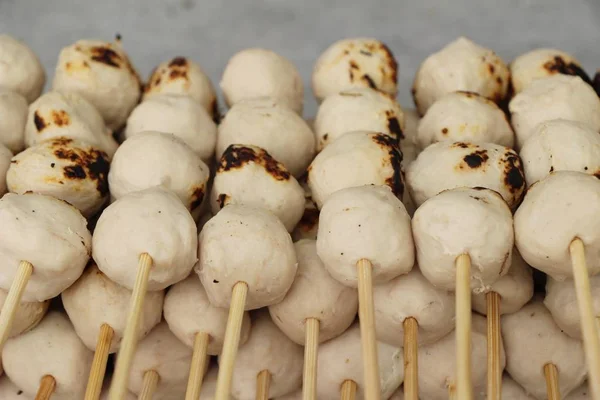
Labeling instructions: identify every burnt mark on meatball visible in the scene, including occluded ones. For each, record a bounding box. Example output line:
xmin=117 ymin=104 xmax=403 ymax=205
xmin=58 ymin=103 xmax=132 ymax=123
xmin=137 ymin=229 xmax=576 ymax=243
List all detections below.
xmin=458 ymin=91 xmax=477 ymax=98
xmin=349 ymin=60 xmax=360 ymax=81
xmin=52 ymin=139 xmax=110 ymax=196
xmin=469 ymin=195 xmax=488 ymax=204
xmin=594 ymin=170 xmax=600 ymax=179
xmin=488 ymin=64 xmax=495 ymax=74
xmin=51 ymin=110 xmax=70 ymax=127
xmin=169 ymin=57 xmax=188 ymax=67
xmin=501 ymin=151 xmax=525 ymax=196
xmin=216 ymin=193 xmax=230 ymax=209
xmin=442 ymin=128 xmax=449 ymax=135
xmin=90 ymin=46 xmax=122 ymax=68
xmin=593 ymin=71 xmax=600 ymax=97
xmin=385 ymin=110 xmax=404 ymax=140
xmin=451 ymin=142 xmax=472 ymax=149
xmin=218 ymin=145 xmax=291 ymax=181
xmin=544 ymin=56 xmax=592 ymax=85
xmin=372 ymin=133 xmax=404 ymax=198
xmin=189 ymin=185 xmax=205 ymax=210
xmin=33 ymin=111 xmax=46 ymax=132
xmin=362 ymin=74 xmax=376 ymax=89
xmin=380 ymin=43 xmax=398 ymax=85
xmin=359 ymin=49 xmax=372 ymax=57
xmin=463 ymin=150 xmax=489 ymax=169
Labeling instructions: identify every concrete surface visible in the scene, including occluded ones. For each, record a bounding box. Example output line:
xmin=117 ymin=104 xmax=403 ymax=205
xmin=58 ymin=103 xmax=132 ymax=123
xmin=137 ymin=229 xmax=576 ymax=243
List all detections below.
xmin=1 ymin=0 xmax=599 ymax=116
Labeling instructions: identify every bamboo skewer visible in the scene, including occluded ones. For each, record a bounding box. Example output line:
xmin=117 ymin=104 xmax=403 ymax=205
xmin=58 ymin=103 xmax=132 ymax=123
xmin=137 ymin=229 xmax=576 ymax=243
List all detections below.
xmin=455 ymin=254 xmax=473 ymax=400
xmin=303 ymin=317 xmax=320 ymax=400
xmin=109 ymin=253 xmax=153 ymax=400
xmin=256 ymin=370 xmax=271 ymax=400
xmin=340 ymin=380 xmax=357 ymax=400
xmin=35 ymin=375 xmax=56 ymax=400
xmin=139 ymin=370 xmax=160 ymax=400
xmin=403 ymin=317 xmax=418 ymax=400
xmin=184 ymin=331 xmax=210 ymax=400
xmin=543 ymin=363 xmax=560 ymax=400
xmin=569 ymin=238 xmax=600 ymax=399
xmin=84 ymin=323 xmax=115 ymax=400
xmin=486 ymin=291 xmax=502 ymax=400
xmin=357 ymin=258 xmax=381 ymax=400
xmin=215 ymin=281 xmax=249 ymax=400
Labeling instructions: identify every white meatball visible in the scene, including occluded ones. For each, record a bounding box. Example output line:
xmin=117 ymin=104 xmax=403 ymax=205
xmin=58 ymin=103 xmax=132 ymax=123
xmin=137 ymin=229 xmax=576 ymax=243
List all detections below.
xmin=269 ymin=239 xmax=358 ymax=344
xmin=0 ymin=89 xmax=28 ymax=153
xmin=545 ymin=275 xmax=600 ymax=339
xmin=220 ymin=48 xmax=303 ymax=114
xmin=124 ymin=94 xmax=217 ymax=165
xmin=25 ymin=91 xmax=118 ymax=157
xmin=2 ymin=312 xmax=93 ymax=399
xmin=0 ymin=144 xmax=12 ymax=196
xmin=317 ymin=185 xmax=414 ymax=287
xmin=127 ymin=322 xmax=193 ymax=398
xmin=62 ymin=264 xmax=164 ymax=353
xmin=275 ymin=389 xmax=301 ymax=400
xmin=0 ymin=289 xmax=48 ymax=338
xmin=519 ymin=119 xmax=600 ymax=187
xmin=0 ymin=35 xmax=45 ymax=103
xmin=416 ymin=91 xmax=514 ymax=149
xmin=419 ymin=314 xmax=505 ymax=400
xmin=197 ymin=204 xmax=297 ymax=310
xmin=211 ymin=144 xmax=304 ymax=232
xmin=0 ymin=376 xmax=31 ymax=400
xmin=308 ymin=131 xmax=403 ymax=209
xmin=164 ymin=275 xmax=251 ymax=355
xmin=407 ymin=141 xmax=525 ymax=209
xmin=314 ymin=88 xmax=404 ymax=151
xmin=510 ymin=48 xmax=591 ymax=94
xmin=374 ymin=267 xmax=455 ymax=347
xmin=412 ymin=37 xmax=509 ymax=115
xmin=226 ymin=311 xmax=303 ymax=400
xmin=312 ymin=38 xmax=398 ymax=102
xmin=566 ymin=383 xmax=592 ymax=399
xmin=143 ymin=57 xmax=218 ymax=120
xmin=316 ymin=322 xmax=404 ymax=399
xmin=515 ymin=171 xmax=600 ymax=280
xmin=502 ymin=299 xmax=586 ymax=399
xmin=7 ymin=138 xmax=110 ymax=217
xmin=412 ymin=187 xmax=513 ymax=293
xmin=216 ymin=98 xmax=315 ymax=177
xmin=501 ymin=375 xmax=536 ymax=400
xmin=472 ymin=249 xmax=534 ymax=315
xmin=509 ymin=75 xmax=600 ymax=149
xmin=52 ymin=39 xmax=141 ymax=130
xmin=92 ymin=187 xmax=197 ymax=291
xmin=388 ymin=387 xmax=404 ymax=400
xmin=0 ymin=193 xmax=91 ymax=301
xmin=109 ymin=131 xmax=209 ymax=212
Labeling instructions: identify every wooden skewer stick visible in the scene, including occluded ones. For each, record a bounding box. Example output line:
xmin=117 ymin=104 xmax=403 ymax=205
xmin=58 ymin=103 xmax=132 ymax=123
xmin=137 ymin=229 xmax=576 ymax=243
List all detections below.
xmin=303 ymin=317 xmax=320 ymax=400
xmin=214 ymin=281 xmax=249 ymax=400
xmin=109 ymin=253 xmax=153 ymax=400
xmin=84 ymin=323 xmax=115 ymax=400
xmin=403 ymin=317 xmax=418 ymax=400
xmin=340 ymin=380 xmax=357 ymax=400
xmin=35 ymin=375 xmax=56 ymax=400
xmin=486 ymin=291 xmax=502 ymax=400
xmin=256 ymin=370 xmax=271 ymax=400
xmin=455 ymin=254 xmax=473 ymax=400
xmin=184 ymin=331 xmax=210 ymax=400
xmin=543 ymin=363 xmax=560 ymax=400
xmin=139 ymin=370 xmax=160 ymax=400
xmin=569 ymin=238 xmax=600 ymax=399
xmin=0 ymin=261 xmax=33 ymax=354
xmin=356 ymin=258 xmax=381 ymax=400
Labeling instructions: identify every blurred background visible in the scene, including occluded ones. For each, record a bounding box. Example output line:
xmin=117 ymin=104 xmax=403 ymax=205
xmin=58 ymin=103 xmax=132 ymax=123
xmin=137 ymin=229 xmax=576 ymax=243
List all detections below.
xmin=1 ymin=0 xmax=599 ymax=116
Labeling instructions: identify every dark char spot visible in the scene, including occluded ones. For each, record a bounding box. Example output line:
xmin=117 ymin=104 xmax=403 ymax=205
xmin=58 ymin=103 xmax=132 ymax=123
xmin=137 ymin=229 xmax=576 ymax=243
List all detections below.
xmin=463 ymin=150 xmax=489 ymax=168
xmin=218 ymin=145 xmax=291 ymax=181
xmin=503 ymin=152 xmax=526 ymax=195
xmin=63 ymin=165 xmax=87 ymax=179
xmin=217 ymin=193 xmax=230 ymax=209
xmin=190 ymin=185 xmax=205 ymax=210
xmin=385 ymin=110 xmax=404 ymax=140
xmin=169 ymin=57 xmax=188 ymax=67
xmin=544 ymin=56 xmax=592 ymax=85
xmin=33 ymin=111 xmax=46 ymax=132
xmin=371 ymin=134 xmax=404 ymax=198
xmin=52 ymin=139 xmax=110 ymax=195
xmin=362 ymin=74 xmax=376 ymax=89
xmin=442 ymin=128 xmax=449 ymax=135
xmin=90 ymin=46 xmax=122 ymax=68
xmin=213 ymin=279 xmax=219 ymax=283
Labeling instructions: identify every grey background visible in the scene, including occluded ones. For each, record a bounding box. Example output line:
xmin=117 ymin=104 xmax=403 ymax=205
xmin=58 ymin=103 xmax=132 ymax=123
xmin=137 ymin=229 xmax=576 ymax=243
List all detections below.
xmin=1 ymin=0 xmax=599 ymax=116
